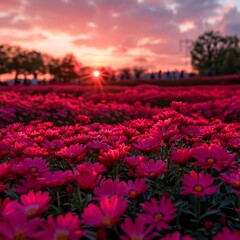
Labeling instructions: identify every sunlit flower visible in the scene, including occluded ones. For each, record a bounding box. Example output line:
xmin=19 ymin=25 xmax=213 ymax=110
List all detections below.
xmin=82 ymin=195 xmax=127 ymax=228
xmin=141 ymin=197 xmax=176 ymax=231
xmin=181 ymin=171 xmax=218 ymax=198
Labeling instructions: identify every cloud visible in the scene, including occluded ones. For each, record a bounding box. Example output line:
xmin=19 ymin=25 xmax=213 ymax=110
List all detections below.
xmin=0 ymin=0 xmax=239 ymax=70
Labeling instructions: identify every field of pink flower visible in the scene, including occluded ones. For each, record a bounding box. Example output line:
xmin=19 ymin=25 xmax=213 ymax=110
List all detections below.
xmin=0 ymin=84 xmax=239 ymax=239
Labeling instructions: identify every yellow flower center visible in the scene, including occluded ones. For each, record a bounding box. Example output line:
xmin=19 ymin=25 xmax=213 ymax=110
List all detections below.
xmin=194 ymin=185 xmax=203 ymax=192
xmin=129 ymin=190 xmax=137 ymax=198
xmin=14 ymin=230 xmax=26 ymax=240
xmin=102 ymin=216 xmax=111 ymax=226
xmin=51 ymin=145 xmax=56 ymax=149
xmin=149 ymin=172 xmax=156 ymax=177
xmin=206 ymin=158 xmax=215 ymax=164
xmin=155 ymin=213 xmax=163 ymax=221
xmin=55 ymin=230 xmax=68 ymax=240
xmin=30 ymin=167 xmax=37 ymax=173
xmin=234 ymin=180 xmax=240 ymax=187
xmin=26 ymin=206 xmax=38 ymax=217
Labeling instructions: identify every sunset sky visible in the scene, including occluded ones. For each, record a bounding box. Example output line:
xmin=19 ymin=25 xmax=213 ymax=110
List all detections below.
xmin=1 ymin=0 xmax=240 ymax=71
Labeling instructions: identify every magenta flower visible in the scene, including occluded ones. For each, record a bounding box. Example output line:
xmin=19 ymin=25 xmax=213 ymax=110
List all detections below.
xmin=12 ymin=157 xmax=50 ymax=177
xmin=42 ymin=212 xmax=84 ymax=240
xmin=136 ymin=159 xmax=167 ymax=178
xmin=192 ymin=144 xmax=236 ymax=171
xmin=127 ymin=178 xmax=148 ymax=199
xmin=213 ymin=227 xmax=240 ymax=240
xmin=141 ymin=197 xmax=176 ymax=231
xmin=19 ymin=191 xmax=51 ymax=218
xmin=120 ymin=217 xmax=157 ymax=240
xmin=169 ymin=148 xmax=192 ymax=166
xmin=161 ymin=231 xmax=193 ymax=240
xmin=56 ymin=143 xmax=86 ymax=162
xmin=82 ymin=196 xmax=127 ymax=228
xmin=124 ymin=155 xmax=147 ymax=169
xmin=220 ymin=171 xmax=240 ymax=195
xmin=0 ymin=210 xmax=43 ymax=239
xmin=93 ymin=178 xmax=127 ymax=200
xmin=133 ymin=136 xmax=161 ymax=152
xmin=38 ymin=170 xmax=73 ymax=188
xmin=73 ymin=163 xmax=103 ymax=190
xmin=99 ymin=145 xmax=129 ymax=166
xmin=0 ymin=162 xmax=12 ymax=179
xmin=181 ymin=171 xmax=218 ymax=198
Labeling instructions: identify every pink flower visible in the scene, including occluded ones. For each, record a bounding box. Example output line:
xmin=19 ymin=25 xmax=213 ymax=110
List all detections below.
xmin=192 ymin=144 xmax=236 ymax=171
xmin=169 ymin=148 xmax=192 ymax=166
xmin=0 ymin=210 xmax=43 ymax=239
xmin=136 ymin=159 xmax=167 ymax=178
xmin=18 ymin=191 xmax=51 ymax=218
xmin=213 ymin=227 xmax=240 ymax=240
xmin=56 ymin=143 xmax=86 ymax=162
xmin=82 ymin=196 xmax=127 ymax=228
xmin=141 ymin=197 xmax=176 ymax=231
xmin=93 ymin=178 xmax=127 ymax=200
xmin=38 ymin=170 xmax=73 ymax=188
xmin=0 ymin=182 xmax=9 ymax=192
xmin=0 ymin=162 xmax=12 ymax=179
xmin=161 ymin=231 xmax=193 ymax=240
xmin=227 ymin=138 xmax=240 ymax=151
xmin=181 ymin=171 xmax=218 ymax=198
xmin=120 ymin=217 xmax=157 ymax=240
xmin=0 ymin=197 xmax=11 ymax=219
xmin=42 ymin=212 xmax=84 ymax=240
xmin=220 ymin=171 xmax=240 ymax=195
xmin=127 ymin=178 xmax=148 ymax=199
xmin=13 ymin=176 xmax=43 ymax=194
xmin=42 ymin=139 xmax=65 ymax=152
xmin=133 ymin=137 xmax=161 ymax=152
xmin=124 ymin=155 xmax=147 ymax=169
xmin=12 ymin=157 xmax=50 ymax=177
xmin=73 ymin=162 xmax=104 ymax=191
xmin=99 ymin=145 xmax=129 ymax=166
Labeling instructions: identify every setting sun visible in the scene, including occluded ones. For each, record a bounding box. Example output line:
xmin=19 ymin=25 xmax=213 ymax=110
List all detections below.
xmin=93 ymin=70 xmax=100 ymax=77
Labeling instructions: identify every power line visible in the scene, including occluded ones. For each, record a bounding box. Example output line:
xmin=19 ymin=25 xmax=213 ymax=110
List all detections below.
xmin=179 ymin=39 xmax=193 ymax=72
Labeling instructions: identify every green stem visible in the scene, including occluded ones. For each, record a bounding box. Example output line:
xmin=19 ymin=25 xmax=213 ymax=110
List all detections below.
xmin=56 ymin=191 xmax=61 ymax=210
xmin=77 ymin=187 xmax=82 ymax=205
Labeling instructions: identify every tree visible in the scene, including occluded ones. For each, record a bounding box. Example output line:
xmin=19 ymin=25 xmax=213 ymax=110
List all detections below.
xmin=133 ymin=67 xmax=146 ymax=79
xmin=191 ymin=30 xmax=240 ymax=75
xmin=24 ymin=50 xmax=45 ymax=79
xmin=60 ymin=53 xmax=81 ymax=82
xmin=119 ymin=68 xmax=131 ymax=80
xmin=0 ymin=44 xmax=11 ymax=75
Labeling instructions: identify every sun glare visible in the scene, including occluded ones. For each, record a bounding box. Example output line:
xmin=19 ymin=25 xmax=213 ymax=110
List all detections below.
xmin=93 ymin=70 xmax=100 ymax=77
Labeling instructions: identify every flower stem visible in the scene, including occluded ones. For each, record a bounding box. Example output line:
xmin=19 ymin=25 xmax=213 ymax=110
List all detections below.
xmin=77 ymin=187 xmax=82 ymax=205
xmin=56 ymin=191 xmax=61 ymax=210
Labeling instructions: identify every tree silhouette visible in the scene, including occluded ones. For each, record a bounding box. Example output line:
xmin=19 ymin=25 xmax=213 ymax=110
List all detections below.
xmin=191 ymin=30 xmax=240 ymax=75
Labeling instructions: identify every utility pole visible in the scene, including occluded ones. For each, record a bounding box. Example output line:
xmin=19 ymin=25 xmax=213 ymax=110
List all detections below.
xmin=179 ymin=39 xmax=193 ymax=73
